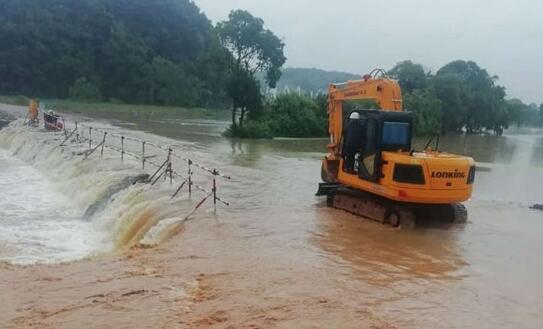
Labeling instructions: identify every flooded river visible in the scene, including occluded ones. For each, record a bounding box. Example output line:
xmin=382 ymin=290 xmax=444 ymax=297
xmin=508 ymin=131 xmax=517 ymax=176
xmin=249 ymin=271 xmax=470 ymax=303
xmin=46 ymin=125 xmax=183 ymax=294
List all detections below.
xmin=1 ymin=106 xmax=542 ymax=328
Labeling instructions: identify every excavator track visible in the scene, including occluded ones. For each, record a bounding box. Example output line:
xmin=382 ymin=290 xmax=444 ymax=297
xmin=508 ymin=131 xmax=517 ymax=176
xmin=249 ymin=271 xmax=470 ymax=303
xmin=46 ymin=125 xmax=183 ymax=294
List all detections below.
xmin=321 ymin=184 xmax=468 ymax=228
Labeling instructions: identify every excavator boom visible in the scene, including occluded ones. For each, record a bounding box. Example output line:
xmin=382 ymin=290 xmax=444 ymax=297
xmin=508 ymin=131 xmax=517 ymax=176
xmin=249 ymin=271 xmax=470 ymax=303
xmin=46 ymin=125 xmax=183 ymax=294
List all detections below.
xmin=327 ymin=69 xmax=403 ymax=156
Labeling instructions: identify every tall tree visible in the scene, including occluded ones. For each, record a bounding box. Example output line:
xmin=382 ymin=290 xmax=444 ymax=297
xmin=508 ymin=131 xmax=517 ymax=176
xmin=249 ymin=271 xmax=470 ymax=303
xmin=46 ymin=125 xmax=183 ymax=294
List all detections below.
xmin=388 ymin=60 xmax=429 ymax=93
xmin=217 ymin=10 xmax=286 ymax=131
xmin=435 ymin=60 xmax=506 ymax=133
xmin=403 ymin=89 xmax=443 ymax=135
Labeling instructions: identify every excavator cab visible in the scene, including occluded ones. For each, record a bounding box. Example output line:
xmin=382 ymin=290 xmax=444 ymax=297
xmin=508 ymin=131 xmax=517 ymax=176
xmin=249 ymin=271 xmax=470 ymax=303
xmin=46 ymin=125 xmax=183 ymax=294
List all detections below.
xmin=343 ymin=110 xmax=413 ymax=183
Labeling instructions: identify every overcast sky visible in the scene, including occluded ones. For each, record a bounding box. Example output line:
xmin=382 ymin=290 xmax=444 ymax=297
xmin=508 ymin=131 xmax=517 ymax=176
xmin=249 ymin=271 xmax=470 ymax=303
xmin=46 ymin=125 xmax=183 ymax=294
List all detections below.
xmin=194 ymin=0 xmax=542 ymax=104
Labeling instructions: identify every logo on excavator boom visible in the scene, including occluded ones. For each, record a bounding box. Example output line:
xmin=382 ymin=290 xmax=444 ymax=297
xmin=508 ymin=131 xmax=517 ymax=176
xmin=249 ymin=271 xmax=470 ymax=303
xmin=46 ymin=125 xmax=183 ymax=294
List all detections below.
xmin=431 ymin=169 xmax=465 ymax=179
xmin=344 ymin=90 xmax=367 ymax=97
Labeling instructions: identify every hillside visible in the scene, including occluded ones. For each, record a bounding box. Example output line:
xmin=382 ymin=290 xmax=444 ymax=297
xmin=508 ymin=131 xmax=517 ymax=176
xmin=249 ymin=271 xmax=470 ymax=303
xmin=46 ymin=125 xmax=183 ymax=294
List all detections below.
xmin=0 ymin=0 xmax=229 ymax=107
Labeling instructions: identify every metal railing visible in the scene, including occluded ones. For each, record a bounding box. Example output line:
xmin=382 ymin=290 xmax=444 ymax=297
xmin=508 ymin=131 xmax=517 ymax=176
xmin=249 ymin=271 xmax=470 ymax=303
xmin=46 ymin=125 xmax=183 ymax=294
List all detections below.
xmin=53 ymin=119 xmax=231 ymax=219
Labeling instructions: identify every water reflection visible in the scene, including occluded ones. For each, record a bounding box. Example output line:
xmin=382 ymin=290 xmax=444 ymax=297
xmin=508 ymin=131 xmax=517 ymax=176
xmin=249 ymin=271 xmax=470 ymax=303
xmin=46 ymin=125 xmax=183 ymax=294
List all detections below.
xmin=228 ymin=139 xmax=266 ymax=168
xmin=413 ymin=134 xmax=517 ymax=164
xmin=531 ymin=136 xmax=543 ymax=166
xmin=313 ymin=205 xmax=466 ymax=285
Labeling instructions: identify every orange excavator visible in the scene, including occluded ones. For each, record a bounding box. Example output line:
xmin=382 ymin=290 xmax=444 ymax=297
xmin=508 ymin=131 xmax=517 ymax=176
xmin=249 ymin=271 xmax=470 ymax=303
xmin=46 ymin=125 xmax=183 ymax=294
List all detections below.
xmin=316 ymin=69 xmax=475 ymax=228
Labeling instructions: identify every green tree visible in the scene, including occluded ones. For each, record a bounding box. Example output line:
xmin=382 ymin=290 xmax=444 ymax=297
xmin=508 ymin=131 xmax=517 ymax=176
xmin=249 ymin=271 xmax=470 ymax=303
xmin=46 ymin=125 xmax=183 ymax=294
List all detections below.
xmin=404 ymin=89 xmax=442 ymax=135
xmin=149 ymin=57 xmax=202 ymax=107
xmin=0 ymin=0 xmax=229 ymax=107
xmin=388 ymin=60 xmax=428 ymax=93
xmin=506 ymin=99 xmax=526 ymax=127
xmin=68 ymin=77 xmax=102 ymax=102
xmin=267 ymin=93 xmax=327 ymax=137
xmin=503 ymin=99 xmax=543 ymax=129
xmin=224 ymin=93 xmax=328 ymax=139
xmin=217 ymin=10 xmax=286 ymax=132
xmin=226 ymin=69 xmax=263 ymax=123
xmin=435 ymin=60 xmax=505 ymax=133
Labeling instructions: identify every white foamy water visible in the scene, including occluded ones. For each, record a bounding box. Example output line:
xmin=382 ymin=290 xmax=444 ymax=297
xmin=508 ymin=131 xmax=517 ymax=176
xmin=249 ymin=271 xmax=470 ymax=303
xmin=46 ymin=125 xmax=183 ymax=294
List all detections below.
xmin=0 ymin=120 xmax=214 ymax=264
xmin=0 ymin=149 xmax=106 ymax=264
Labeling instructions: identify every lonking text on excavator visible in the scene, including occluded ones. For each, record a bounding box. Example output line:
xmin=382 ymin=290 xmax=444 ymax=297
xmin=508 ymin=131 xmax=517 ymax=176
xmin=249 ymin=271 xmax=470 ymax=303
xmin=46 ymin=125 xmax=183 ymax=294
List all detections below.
xmin=316 ymin=69 xmax=476 ymax=228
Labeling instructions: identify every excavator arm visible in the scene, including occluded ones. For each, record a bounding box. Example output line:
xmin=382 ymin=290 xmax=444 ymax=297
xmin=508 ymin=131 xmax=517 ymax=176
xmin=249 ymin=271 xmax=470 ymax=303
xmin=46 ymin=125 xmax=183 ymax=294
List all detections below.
xmin=327 ymin=69 xmax=403 ymax=156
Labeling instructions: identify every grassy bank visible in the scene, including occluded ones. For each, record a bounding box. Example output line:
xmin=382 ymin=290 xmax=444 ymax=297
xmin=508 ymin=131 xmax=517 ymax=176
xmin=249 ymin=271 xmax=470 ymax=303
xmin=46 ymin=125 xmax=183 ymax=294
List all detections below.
xmin=0 ymin=95 xmax=30 ymax=106
xmin=46 ymin=100 xmax=229 ymax=121
xmin=0 ymin=96 xmax=230 ymax=121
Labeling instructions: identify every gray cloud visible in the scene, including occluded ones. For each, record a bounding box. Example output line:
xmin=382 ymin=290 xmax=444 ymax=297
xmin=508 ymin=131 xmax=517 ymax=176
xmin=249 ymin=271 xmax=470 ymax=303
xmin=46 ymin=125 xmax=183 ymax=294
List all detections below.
xmin=194 ymin=0 xmax=543 ymax=104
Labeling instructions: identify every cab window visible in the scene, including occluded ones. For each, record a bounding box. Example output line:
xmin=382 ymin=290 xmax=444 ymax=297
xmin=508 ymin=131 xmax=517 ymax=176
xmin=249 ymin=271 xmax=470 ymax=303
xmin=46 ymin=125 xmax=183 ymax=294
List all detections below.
xmin=382 ymin=121 xmax=410 ymax=150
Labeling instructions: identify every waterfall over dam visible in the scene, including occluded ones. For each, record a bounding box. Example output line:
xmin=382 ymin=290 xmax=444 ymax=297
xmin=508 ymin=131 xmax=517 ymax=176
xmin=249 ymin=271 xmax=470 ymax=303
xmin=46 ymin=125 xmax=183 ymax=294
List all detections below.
xmin=0 ymin=119 xmax=221 ymax=264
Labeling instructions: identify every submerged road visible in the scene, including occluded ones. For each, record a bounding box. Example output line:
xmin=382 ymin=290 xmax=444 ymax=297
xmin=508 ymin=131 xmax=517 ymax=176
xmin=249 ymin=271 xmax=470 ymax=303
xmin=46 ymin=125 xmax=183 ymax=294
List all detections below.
xmin=1 ymin=103 xmax=542 ymax=328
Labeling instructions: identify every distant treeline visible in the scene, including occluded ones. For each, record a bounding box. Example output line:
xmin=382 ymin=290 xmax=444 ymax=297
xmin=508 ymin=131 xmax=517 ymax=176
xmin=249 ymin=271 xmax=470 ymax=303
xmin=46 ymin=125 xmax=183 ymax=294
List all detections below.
xmin=388 ymin=60 xmax=543 ymax=135
xmin=0 ymin=0 xmax=229 ymax=108
xmin=241 ymin=60 xmax=543 ymax=139
xmin=0 ymin=1 xmax=540 ymax=138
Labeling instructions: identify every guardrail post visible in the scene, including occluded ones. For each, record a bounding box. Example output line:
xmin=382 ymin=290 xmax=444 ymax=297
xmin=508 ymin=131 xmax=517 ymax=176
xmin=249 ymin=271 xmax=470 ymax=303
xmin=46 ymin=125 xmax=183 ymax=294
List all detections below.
xmin=212 ymin=169 xmax=218 ymax=206
xmin=142 ymin=141 xmax=146 ymax=170
xmin=168 ymin=148 xmax=173 ymax=185
xmin=89 ymin=127 xmax=92 ymax=149
xmin=121 ymin=136 xmax=125 ymax=162
xmin=188 ymin=159 xmax=193 ymax=195
xmin=100 ymin=132 xmax=107 ymax=158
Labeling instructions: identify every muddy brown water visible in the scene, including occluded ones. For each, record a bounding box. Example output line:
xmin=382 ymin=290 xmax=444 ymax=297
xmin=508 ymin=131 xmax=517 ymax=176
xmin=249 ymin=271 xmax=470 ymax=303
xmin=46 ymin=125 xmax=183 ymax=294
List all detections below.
xmin=2 ymin=106 xmax=543 ymax=328
xmin=77 ymin=110 xmax=543 ymax=328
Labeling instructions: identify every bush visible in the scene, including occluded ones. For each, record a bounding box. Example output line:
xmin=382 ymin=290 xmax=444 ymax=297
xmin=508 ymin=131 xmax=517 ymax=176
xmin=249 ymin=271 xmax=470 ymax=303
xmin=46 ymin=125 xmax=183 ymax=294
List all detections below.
xmin=224 ymin=93 xmax=329 ymax=139
xmin=267 ymin=93 xmax=328 ymax=137
xmin=68 ymin=77 xmax=103 ymax=102
xmin=224 ymin=120 xmax=274 ymax=139
xmin=0 ymin=95 xmax=31 ymax=106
